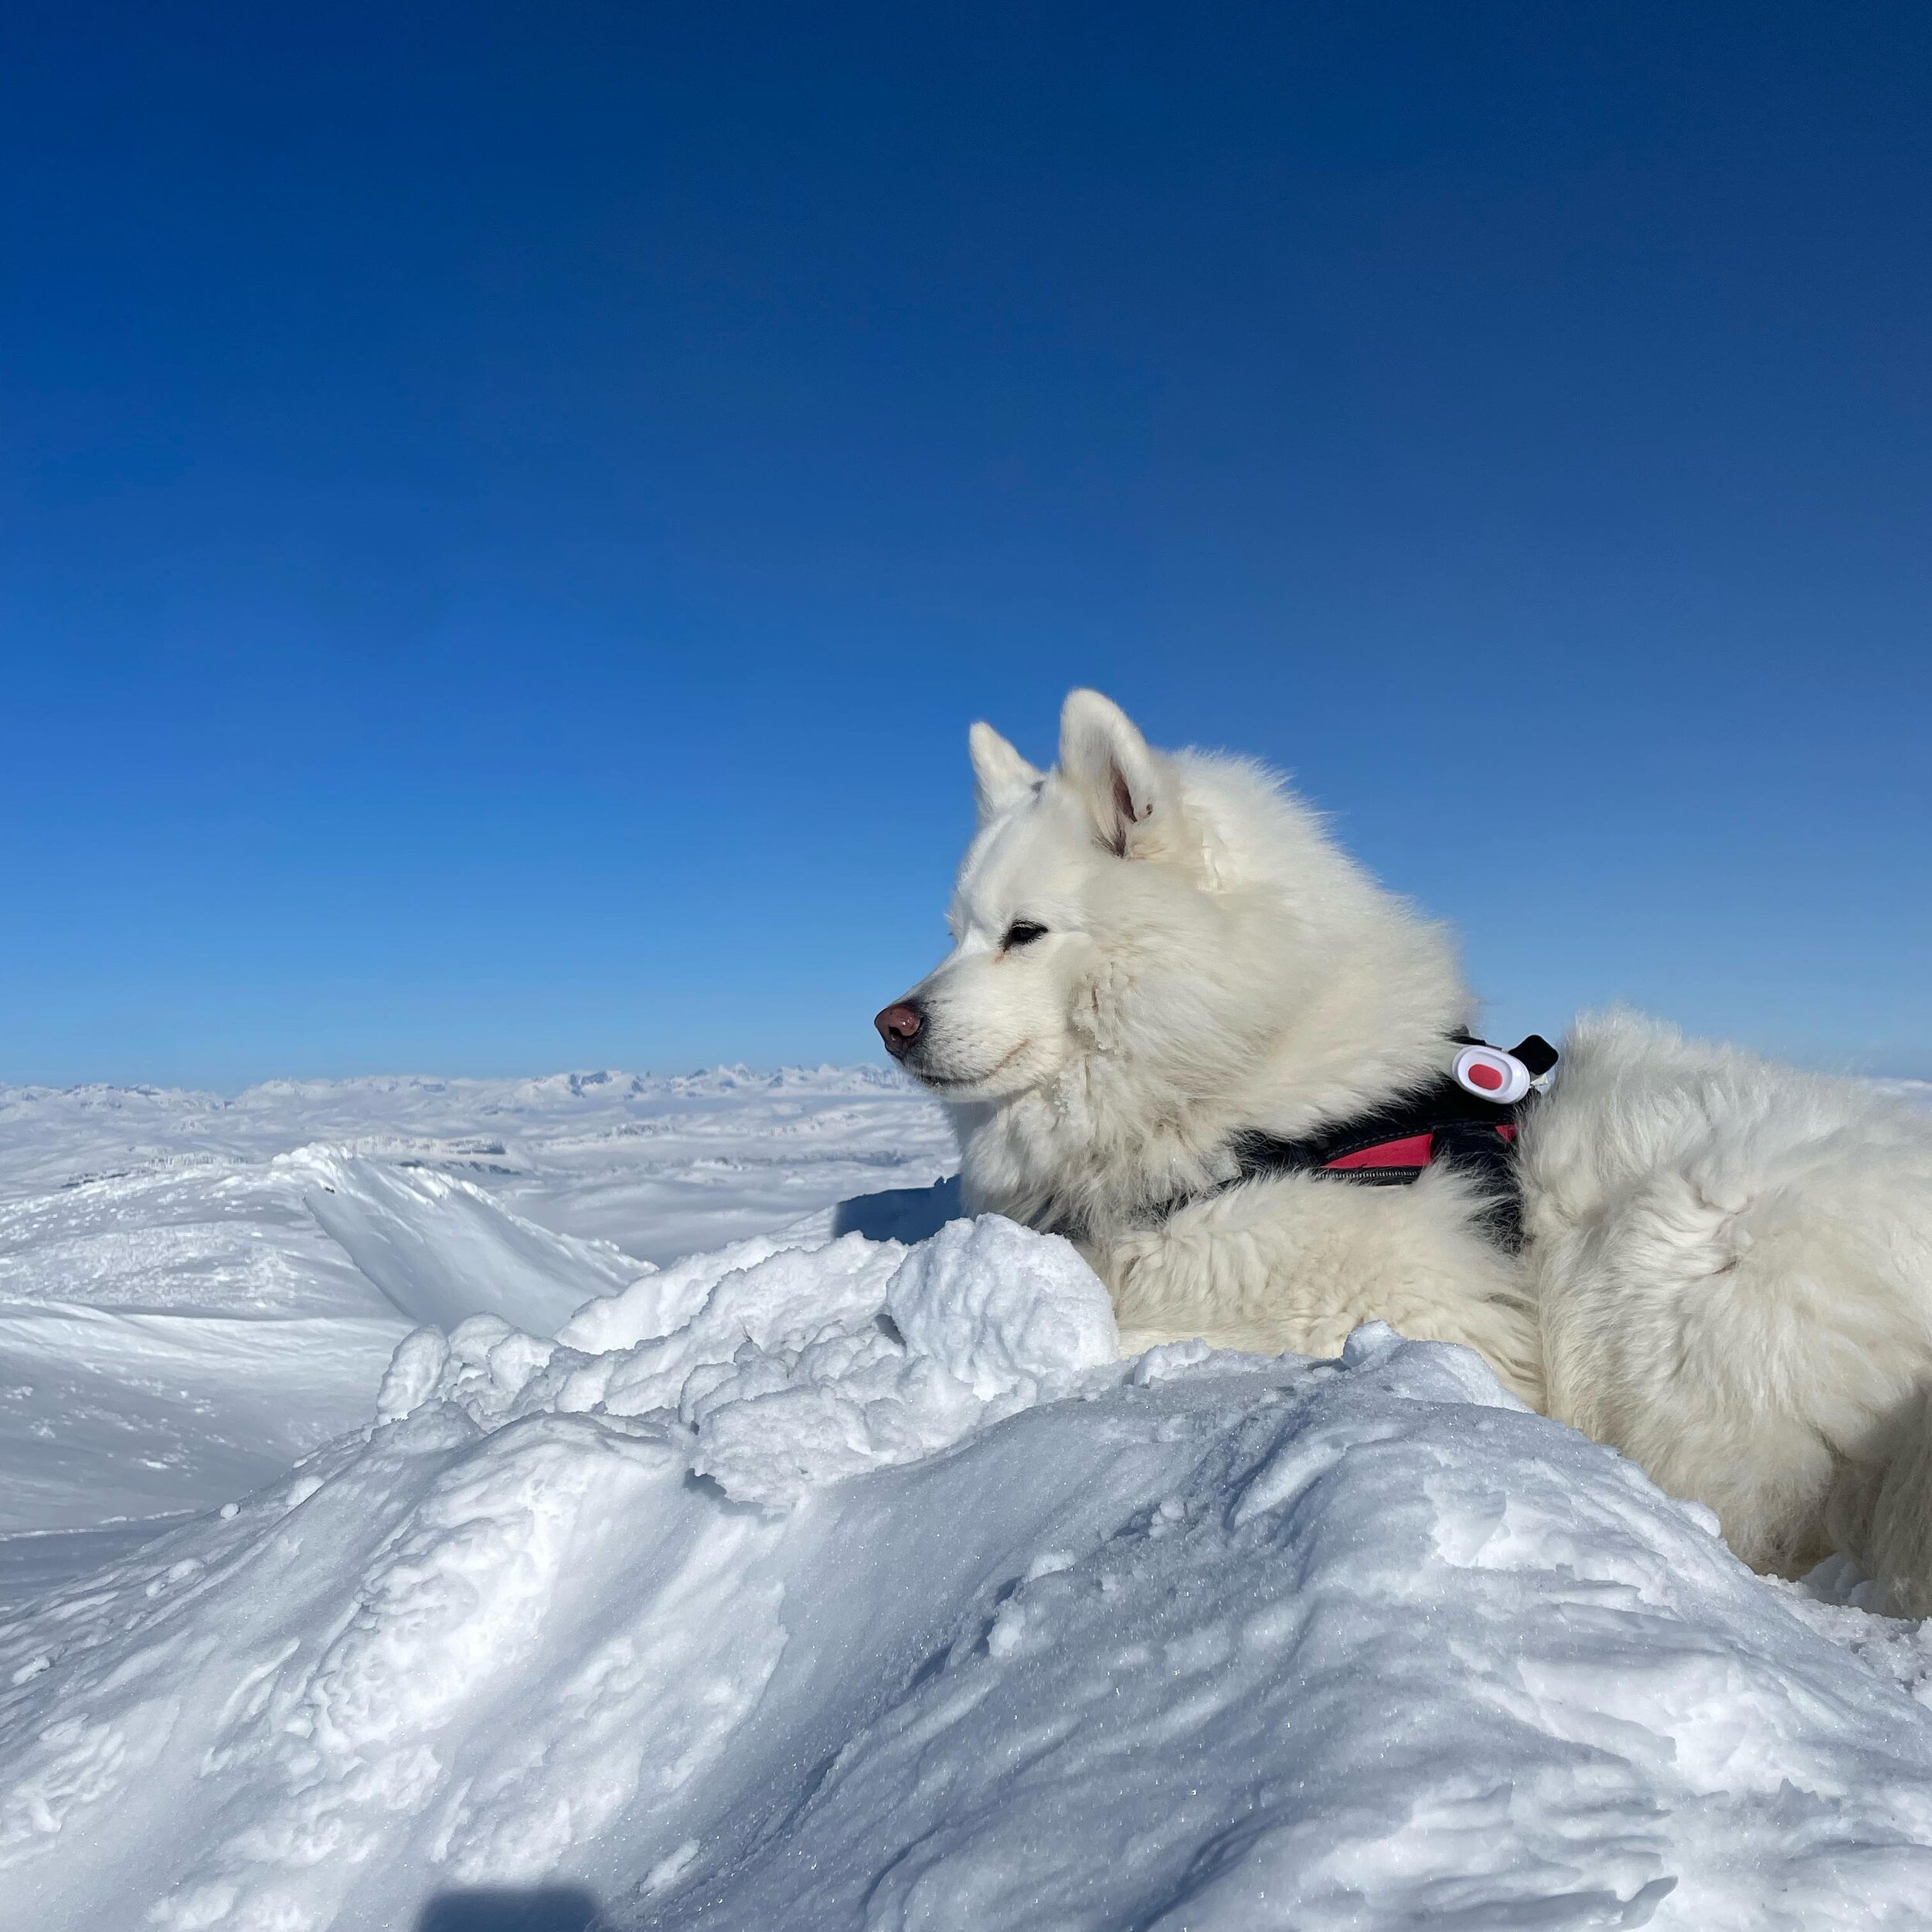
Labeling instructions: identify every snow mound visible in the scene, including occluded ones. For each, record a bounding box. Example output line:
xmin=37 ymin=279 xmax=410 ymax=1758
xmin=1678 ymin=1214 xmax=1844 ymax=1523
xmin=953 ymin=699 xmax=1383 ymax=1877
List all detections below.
xmin=378 ymin=1214 xmax=1114 ymax=1507
xmin=5 ymin=1219 xmax=1932 ymax=1931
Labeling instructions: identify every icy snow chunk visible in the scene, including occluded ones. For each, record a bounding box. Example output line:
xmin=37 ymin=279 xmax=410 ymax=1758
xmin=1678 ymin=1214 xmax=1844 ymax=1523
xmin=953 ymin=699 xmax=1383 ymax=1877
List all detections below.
xmin=375 ymin=1327 xmax=449 ymax=1422
xmin=883 ymin=1213 xmax=1117 ymax=1403
xmin=672 ymin=1220 xmax=1117 ymax=1505
xmin=1339 ymin=1316 xmax=1526 ymax=1409
xmin=557 ymin=1230 xmax=801 ymax=1355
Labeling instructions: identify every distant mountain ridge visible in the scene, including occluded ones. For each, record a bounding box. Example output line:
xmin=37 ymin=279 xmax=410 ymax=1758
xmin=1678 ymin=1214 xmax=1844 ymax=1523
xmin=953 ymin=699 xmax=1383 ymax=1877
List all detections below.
xmin=0 ymin=1063 xmax=910 ymax=1114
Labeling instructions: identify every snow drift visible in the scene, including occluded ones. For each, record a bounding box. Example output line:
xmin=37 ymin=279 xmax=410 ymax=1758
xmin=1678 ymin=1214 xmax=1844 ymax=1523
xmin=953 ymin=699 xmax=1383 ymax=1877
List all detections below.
xmin=0 ymin=1146 xmax=650 ymax=1541
xmin=5 ymin=1213 xmax=1932 ymax=1932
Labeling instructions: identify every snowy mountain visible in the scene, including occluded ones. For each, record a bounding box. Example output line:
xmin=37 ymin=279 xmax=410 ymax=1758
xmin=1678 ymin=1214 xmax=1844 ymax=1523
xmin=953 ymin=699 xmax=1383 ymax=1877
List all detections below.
xmin=1 ymin=1071 xmax=1930 ymax=1930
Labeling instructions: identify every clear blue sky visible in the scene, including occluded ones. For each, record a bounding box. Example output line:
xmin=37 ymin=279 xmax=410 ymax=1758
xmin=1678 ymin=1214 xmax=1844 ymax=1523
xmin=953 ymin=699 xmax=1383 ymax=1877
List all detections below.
xmin=4 ymin=2 xmax=1927 ymax=1088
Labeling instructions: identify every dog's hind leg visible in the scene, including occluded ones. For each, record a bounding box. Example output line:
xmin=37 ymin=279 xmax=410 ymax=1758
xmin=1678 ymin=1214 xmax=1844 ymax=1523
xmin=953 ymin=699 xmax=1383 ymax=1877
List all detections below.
xmin=1856 ymin=1386 xmax=1932 ymax=1619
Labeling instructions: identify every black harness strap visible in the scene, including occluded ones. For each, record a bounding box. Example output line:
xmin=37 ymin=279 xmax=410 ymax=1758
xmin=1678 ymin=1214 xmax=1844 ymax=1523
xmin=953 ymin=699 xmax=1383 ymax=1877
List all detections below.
xmin=1165 ymin=1034 xmax=1556 ymax=1253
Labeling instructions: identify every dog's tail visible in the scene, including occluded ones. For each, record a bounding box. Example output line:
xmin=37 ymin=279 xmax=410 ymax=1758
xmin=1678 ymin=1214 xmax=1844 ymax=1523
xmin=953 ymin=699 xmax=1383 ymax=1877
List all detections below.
xmin=1837 ymin=1388 xmax=1932 ymax=1619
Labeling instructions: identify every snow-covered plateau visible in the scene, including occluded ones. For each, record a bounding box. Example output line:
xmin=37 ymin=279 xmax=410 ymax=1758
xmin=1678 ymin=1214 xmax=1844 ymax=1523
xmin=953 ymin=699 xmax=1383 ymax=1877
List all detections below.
xmin=3 ymin=1070 xmax=1932 ymax=1930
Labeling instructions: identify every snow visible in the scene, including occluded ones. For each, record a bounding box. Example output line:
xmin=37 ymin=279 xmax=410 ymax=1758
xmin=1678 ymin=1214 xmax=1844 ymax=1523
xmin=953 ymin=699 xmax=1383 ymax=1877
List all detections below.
xmin=0 ymin=1070 xmax=951 ymax=1550
xmin=379 ymin=1215 xmax=1117 ymax=1509
xmin=2 ymin=1073 xmax=1931 ymax=1929
xmin=0 ymin=1065 xmax=951 ymax=1266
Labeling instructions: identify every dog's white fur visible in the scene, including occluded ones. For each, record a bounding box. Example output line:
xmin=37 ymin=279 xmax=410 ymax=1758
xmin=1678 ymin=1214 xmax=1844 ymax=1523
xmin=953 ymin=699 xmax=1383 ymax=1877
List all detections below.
xmin=886 ymin=689 xmax=1932 ymax=1614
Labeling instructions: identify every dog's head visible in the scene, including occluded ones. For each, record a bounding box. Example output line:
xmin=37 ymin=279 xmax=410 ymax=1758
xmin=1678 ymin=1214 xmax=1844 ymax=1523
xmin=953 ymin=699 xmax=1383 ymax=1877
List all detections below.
xmin=876 ymin=689 xmax=1277 ymax=1104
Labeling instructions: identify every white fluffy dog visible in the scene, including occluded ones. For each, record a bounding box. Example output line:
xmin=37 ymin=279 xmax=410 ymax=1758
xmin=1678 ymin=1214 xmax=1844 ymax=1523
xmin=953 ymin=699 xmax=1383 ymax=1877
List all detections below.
xmin=876 ymin=689 xmax=1932 ymax=1614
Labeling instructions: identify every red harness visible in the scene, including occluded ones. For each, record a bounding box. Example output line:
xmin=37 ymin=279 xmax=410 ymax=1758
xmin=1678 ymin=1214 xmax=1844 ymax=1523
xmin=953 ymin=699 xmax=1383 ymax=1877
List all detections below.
xmin=1323 ymin=1121 xmax=1518 ymax=1173
xmin=1162 ymin=1034 xmax=1559 ymax=1252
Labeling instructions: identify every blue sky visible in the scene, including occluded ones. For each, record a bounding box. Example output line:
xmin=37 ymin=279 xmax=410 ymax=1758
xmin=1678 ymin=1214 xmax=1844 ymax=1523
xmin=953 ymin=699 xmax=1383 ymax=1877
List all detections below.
xmin=4 ymin=2 xmax=1927 ymax=1087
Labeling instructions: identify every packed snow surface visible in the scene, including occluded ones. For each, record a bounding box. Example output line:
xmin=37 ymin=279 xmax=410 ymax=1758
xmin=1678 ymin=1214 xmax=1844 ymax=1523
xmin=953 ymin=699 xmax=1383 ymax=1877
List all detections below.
xmin=2 ymin=1072 xmax=1932 ymax=1930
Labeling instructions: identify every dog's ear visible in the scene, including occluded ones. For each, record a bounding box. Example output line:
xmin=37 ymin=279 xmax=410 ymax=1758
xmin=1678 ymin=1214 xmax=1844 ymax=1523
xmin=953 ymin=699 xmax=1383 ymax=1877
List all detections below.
xmin=968 ymin=722 xmax=1042 ymax=824
xmin=1059 ymin=689 xmax=1165 ymax=857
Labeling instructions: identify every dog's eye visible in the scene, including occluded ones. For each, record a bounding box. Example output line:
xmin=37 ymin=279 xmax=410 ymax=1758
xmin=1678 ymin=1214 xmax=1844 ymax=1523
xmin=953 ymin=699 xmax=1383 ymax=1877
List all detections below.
xmin=1003 ymin=920 xmax=1048 ymax=949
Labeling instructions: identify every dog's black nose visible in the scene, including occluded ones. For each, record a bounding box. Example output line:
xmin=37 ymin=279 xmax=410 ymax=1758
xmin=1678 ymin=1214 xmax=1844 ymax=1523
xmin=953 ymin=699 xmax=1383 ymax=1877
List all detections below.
xmin=875 ymin=1001 xmax=925 ymax=1058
